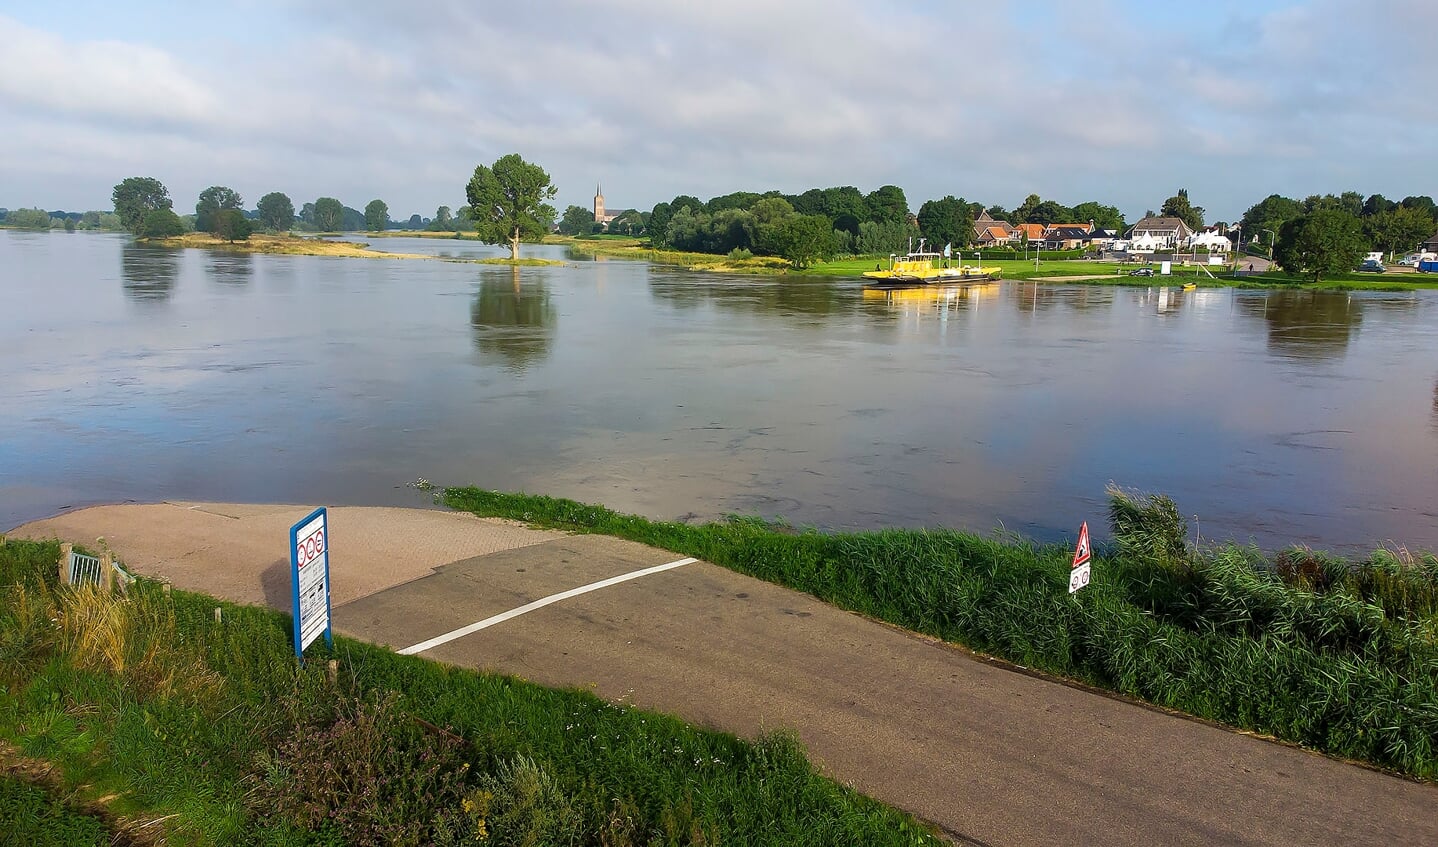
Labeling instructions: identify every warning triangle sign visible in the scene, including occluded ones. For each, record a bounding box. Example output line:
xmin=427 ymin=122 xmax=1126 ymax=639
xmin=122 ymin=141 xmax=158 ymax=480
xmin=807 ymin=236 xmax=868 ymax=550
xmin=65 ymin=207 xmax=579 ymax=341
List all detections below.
xmin=1072 ymin=522 xmax=1091 ymax=568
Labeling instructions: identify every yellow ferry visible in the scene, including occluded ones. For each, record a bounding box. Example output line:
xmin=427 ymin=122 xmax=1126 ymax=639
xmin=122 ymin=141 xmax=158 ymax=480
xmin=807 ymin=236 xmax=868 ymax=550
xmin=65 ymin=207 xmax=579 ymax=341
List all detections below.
xmin=862 ymin=240 xmax=1002 ymax=286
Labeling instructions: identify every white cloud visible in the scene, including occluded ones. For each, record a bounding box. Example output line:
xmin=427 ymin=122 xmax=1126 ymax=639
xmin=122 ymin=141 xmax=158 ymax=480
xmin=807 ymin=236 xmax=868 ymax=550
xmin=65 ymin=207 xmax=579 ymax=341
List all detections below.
xmin=0 ymin=1 xmax=1433 ymax=221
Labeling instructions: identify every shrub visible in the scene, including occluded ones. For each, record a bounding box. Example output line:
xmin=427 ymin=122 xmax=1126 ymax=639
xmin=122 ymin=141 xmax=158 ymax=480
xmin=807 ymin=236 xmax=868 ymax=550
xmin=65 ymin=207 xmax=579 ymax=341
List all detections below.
xmin=249 ymin=690 xmax=470 ymax=845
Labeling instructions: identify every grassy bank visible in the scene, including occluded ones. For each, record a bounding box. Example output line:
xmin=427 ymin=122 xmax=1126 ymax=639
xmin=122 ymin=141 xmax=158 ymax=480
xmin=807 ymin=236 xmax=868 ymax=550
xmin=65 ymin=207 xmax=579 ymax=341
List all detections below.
xmin=444 ymin=486 xmax=1438 ymax=780
xmin=0 ymin=774 xmax=118 ymax=846
xmin=552 ymin=236 xmax=792 ymax=273
xmin=0 ymin=539 xmax=942 ymax=846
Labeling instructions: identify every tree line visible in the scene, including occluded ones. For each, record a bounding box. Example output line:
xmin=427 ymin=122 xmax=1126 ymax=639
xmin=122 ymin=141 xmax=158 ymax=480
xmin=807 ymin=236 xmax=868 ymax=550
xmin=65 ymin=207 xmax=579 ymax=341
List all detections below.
xmin=103 ymin=177 xmax=400 ymax=241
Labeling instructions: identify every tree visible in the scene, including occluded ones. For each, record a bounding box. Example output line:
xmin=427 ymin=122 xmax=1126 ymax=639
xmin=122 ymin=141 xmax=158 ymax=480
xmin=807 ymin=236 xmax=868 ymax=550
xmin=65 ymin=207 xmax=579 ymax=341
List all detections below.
xmin=557 ymin=204 xmax=595 ymax=235
xmin=213 ymin=208 xmax=253 ymax=242
xmin=647 ymin=202 xmax=673 ymax=247
xmin=465 ymin=153 xmax=557 ymax=260
xmin=364 ymin=199 xmax=389 ymax=231
xmin=5 ymin=207 xmax=50 ymax=229
xmin=1367 ymin=205 xmax=1434 ymax=259
xmin=313 ymin=197 xmax=344 ymax=232
xmin=195 ymin=186 xmax=243 ymax=233
xmin=1012 ymin=194 xmax=1042 ymax=223
xmin=256 ymin=192 xmax=295 ymax=232
xmin=1362 ymin=194 xmax=1396 ymax=218
xmin=1027 ymin=200 xmax=1073 ymax=225
xmin=140 ymin=208 xmax=185 ymax=238
xmin=432 ymin=205 xmax=453 ymax=231
xmin=1240 ymin=194 xmax=1304 ymax=248
xmin=112 ymin=177 xmax=173 ymax=235
xmin=1160 ymin=188 xmax=1204 ymax=230
xmin=757 ymin=213 xmax=831 ymax=268
xmin=1273 ymin=209 xmax=1366 ymax=283
xmin=985 ymin=204 xmax=1009 ymax=222
xmin=1071 ymin=201 xmax=1125 ymax=232
xmin=750 ymin=196 xmax=794 ymax=225
xmin=916 ymin=196 xmax=972 ymax=249
xmin=864 ymin=185 xmax=909 ymax=225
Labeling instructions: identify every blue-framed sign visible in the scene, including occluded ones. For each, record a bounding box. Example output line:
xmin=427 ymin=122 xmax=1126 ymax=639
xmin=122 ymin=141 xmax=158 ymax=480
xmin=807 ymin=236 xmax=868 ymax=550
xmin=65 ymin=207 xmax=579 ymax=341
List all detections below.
xmin=289 ymin=507 xmax=333 ymax=658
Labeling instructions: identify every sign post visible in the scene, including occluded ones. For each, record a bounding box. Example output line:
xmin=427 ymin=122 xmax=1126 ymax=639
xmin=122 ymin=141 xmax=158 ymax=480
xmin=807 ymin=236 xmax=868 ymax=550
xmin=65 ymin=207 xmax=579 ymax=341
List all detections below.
xmin=289 ymin=507 xmax=333 ymax=658
xmin=1068 ymin=521 xmax=1092 ymax=594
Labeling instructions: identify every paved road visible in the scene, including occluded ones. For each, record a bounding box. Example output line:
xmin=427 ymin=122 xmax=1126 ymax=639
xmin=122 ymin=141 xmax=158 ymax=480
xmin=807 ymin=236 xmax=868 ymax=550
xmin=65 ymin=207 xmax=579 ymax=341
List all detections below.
xmin=12 ymin=504 xmax=1438 ymax=846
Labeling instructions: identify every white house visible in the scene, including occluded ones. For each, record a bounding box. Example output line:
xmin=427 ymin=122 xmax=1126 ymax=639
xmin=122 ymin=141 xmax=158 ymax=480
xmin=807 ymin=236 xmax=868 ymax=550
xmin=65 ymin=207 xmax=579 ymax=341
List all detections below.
xmin=1124 ymin=216 xmax=1194 ymax=252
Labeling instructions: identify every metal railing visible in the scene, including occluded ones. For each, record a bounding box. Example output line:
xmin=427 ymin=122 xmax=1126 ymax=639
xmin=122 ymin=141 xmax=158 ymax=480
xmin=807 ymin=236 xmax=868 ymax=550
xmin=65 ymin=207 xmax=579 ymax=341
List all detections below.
xmin=58 ymin=543 xmax=135 ymax=591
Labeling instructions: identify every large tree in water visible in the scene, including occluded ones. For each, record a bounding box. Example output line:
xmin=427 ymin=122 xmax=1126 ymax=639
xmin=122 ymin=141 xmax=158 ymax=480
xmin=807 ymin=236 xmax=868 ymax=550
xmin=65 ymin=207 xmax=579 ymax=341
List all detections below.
xmin=465 ymin=154 xmax=557 ymax=260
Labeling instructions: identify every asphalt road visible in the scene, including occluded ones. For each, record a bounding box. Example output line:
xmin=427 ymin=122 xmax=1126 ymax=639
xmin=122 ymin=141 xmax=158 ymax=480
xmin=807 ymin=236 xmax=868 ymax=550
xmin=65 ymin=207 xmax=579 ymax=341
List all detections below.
xmin=13 ymin=504 xmax=1438 ymax=846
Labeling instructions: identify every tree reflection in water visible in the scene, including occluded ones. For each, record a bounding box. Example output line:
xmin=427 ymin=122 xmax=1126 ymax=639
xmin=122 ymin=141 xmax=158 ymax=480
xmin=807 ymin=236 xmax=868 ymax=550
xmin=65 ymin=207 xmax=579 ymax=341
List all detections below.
xmin=120 ymin=244 xmax=179 ymax=303
xmin=470 ymin=266 xmax=556 ymax=373
xmin=1235 ymin=290 xmax=1365 ymax=360
xmin=205 ymin=252 xmax=254 ymax=286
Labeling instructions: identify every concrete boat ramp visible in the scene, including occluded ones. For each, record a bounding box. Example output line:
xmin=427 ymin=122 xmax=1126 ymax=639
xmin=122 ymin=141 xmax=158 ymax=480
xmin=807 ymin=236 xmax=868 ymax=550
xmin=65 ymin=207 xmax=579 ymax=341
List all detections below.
xmin=11 ymin=502 xmax=1437 ymax=847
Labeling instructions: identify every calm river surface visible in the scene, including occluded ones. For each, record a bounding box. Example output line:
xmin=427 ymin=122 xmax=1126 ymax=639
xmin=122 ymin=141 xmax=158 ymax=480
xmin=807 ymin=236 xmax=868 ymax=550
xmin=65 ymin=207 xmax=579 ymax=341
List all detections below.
xmin=4 ymin=231 xmax=1437 ymax=552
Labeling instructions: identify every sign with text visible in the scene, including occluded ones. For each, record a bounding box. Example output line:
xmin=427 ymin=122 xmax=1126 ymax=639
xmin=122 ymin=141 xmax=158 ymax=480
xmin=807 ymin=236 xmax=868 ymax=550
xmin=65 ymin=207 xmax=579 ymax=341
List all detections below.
xmin=289 ymin=507 xmax=333 ymax=657
xmin=1069 ymin=521 xmax=1091 ymax=594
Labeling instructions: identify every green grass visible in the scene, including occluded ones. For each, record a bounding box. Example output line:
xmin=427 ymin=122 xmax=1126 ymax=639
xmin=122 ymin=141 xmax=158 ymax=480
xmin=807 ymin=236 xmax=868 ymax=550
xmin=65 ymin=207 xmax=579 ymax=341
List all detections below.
xmin=0 ymin=540 xmax=944 ymax=846
xmin=0 ymin=775 xmax=112 ymax=847
xmin=443 ymin=486 xmax=1438 ymax=780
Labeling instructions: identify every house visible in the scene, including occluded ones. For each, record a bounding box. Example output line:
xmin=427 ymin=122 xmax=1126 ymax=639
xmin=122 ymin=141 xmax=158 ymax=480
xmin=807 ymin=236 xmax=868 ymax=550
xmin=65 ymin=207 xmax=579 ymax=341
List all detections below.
xmin=1041 ymin=225 xmax=1093 ymax=250
xmin=1086 ymin=228 xmax=1120 ymax=250
xmin=1014 ymin=223 xmax=1046 ymax=245
xmin=972 ymin=211 xmax=1019 ymax=246
xmin=1423 ymin=230 xmax=1438 ymax=253
xmin=1123 ymin=216 xmax=1194 ymax=252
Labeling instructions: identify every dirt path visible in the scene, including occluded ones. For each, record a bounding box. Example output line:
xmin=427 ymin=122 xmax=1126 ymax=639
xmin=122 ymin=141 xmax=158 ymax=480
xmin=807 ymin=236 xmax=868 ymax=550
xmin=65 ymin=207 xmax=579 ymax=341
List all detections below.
xmin=11 ymin=503 xmax=1438 ymax=846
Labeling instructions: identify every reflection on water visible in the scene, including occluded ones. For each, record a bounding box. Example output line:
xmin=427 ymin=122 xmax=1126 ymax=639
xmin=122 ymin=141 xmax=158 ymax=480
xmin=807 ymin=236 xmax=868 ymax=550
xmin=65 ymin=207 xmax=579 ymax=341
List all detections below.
xmin=1236 ymin=290 xmax=1365 ymax=360
xmin=1010 ymin=282 xmax=1118 ymax=314
xmin=648 ymin=271 xmax=846 ymax=318
xmin=205 ymin=252 xmax=253 ymax=286
xmin=120 ymin=244 xmax=178 ymax=302
xmin=470 ymin=266 xmax=556 ymax=372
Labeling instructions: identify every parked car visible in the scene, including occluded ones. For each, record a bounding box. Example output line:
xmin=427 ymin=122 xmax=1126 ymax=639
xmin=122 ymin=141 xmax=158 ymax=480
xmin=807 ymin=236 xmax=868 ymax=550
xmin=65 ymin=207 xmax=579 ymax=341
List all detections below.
xmin=1128 ymin=267 xmax=1155 ymax=277
xmin=1358 ymin=259 xmax=1385 ymax=273
xmin=1398 ymin=252 xmax=1437 ymax=267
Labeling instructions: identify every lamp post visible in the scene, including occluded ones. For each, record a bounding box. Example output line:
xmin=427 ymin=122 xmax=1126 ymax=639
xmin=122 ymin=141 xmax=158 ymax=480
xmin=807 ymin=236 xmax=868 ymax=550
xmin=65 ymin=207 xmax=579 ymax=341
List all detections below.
xmin=1232 ymin=224 xmax=1242 ymax=278
xmin=1263 ymin=229 xmax=1276 ymax=265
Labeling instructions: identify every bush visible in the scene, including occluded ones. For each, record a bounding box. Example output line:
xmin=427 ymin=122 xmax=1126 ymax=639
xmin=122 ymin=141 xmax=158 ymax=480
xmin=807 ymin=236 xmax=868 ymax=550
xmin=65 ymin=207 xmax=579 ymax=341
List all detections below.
xmin=140 ymin=209 xmax=185 ymax=238
xmin=248 ymin=690 xmax=470 ymax=845
xmin=726 ymin=247 xmax=753 ymax=261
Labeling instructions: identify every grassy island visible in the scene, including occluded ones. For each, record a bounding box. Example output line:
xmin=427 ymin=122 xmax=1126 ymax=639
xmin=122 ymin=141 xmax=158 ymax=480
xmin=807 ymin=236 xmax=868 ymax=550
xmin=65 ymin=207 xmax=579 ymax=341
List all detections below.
xmin=145 ymin=232 xmax=431 ymax=259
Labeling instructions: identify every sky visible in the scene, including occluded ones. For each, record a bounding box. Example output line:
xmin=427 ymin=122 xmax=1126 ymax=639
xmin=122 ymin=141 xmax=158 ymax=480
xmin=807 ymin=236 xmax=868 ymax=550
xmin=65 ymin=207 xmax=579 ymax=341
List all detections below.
xmin=1 ymin=0 xmax=1434 ymax=223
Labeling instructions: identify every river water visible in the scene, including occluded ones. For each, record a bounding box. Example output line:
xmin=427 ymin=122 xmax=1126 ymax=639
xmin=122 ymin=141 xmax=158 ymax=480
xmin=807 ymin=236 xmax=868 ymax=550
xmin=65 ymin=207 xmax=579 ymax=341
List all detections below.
xmin=4 ymin=231 xmax=1436 ymax=553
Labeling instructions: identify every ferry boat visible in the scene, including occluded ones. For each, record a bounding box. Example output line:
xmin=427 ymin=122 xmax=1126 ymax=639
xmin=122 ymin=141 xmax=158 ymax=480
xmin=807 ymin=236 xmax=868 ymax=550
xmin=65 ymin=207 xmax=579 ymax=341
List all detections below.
xmin=862 ymin=239 xmax=1002 ymax=287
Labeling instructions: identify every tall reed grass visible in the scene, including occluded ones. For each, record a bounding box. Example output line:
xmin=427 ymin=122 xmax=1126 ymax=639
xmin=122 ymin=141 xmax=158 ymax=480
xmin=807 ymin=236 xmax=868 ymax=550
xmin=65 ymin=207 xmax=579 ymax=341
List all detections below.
xmin=444 ymin=485 xmax=1438 ymax=778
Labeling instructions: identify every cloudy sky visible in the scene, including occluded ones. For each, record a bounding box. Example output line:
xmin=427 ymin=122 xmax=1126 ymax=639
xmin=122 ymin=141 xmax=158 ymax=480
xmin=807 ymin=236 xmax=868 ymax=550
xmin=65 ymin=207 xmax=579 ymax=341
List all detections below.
xmin=2 ymin=1 xmax=1433 ymax=223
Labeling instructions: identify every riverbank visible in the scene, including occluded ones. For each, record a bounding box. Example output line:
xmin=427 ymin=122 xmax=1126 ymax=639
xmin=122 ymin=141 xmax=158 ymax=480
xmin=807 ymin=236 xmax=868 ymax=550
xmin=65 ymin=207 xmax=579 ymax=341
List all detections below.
xmin=0 ymin=537 xmax=943 ymax=845
xmin=443 ymin=485 xmax=1438 ymax=782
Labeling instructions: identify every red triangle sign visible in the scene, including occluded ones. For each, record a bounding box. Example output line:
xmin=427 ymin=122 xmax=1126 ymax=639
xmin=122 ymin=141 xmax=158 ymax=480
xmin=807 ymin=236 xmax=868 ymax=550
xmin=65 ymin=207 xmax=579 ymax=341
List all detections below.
xmin=1072 ymin=522 xmax=1091 ymax=568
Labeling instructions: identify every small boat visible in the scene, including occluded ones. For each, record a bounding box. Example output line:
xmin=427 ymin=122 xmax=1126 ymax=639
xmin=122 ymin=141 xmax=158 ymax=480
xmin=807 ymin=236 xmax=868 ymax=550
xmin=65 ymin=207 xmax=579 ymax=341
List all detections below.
xmin=863 ymin=239 xmax=1002 ymax=287
xmin=1181 ymin=282 xmax=1197 ymax=291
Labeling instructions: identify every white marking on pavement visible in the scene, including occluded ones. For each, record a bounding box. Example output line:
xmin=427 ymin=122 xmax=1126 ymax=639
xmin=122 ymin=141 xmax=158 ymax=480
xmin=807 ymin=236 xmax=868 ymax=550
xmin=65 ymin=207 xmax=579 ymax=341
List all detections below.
xmin=396 ymin=557 xmax=698 ymax=655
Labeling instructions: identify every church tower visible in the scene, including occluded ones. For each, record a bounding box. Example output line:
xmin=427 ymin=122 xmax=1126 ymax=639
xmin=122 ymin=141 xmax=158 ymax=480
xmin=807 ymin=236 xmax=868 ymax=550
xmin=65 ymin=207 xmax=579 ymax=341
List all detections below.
xmin=593 ymin=183 xmax=605 ymax=223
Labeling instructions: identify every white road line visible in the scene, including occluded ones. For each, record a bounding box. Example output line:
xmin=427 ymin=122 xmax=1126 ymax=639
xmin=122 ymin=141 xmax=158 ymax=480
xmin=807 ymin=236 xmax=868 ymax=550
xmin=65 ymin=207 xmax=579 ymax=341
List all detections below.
xmin=396 ymin=557 xmax=698 ymax=656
